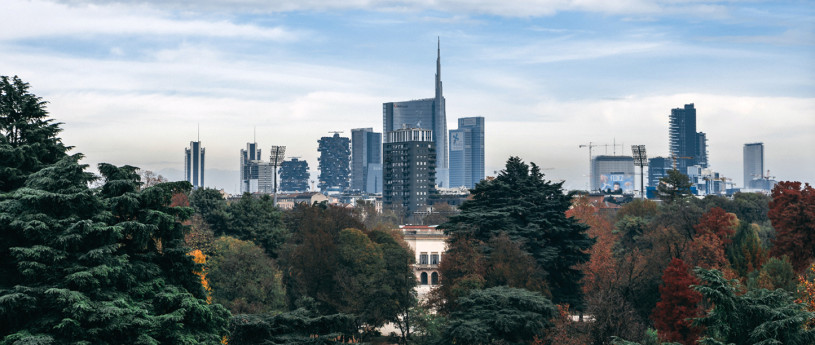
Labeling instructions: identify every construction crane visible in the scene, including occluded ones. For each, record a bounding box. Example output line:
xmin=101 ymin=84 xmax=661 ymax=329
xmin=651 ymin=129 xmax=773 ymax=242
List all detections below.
xmin=670 ymin=155 xmax=694 ymax=170
xmin=579 ymin=142 xmax=598 ymax=190
xmin=328 ymin=131 xmax=344 ymax=135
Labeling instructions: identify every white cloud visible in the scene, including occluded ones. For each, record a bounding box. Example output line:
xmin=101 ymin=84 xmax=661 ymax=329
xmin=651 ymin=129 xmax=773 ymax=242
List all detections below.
xmin=0 ymin=0 xmax=298 ymax=41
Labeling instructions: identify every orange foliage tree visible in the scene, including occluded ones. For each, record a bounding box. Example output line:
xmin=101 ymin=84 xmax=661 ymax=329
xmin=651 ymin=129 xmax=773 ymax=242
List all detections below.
xmin=189 ymin=249 xmax=212 ymax=303
xmin=796 ymin=263 xmax=815 ymax=319
xmin=694 ymin=207 xmax=737 ymax=245
xmin=769 ymin=181 xmax=815 ymax=272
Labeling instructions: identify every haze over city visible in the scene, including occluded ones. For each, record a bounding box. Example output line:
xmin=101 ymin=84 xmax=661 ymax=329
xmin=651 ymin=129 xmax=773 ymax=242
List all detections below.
xmin=2 ymin=0 xmax=813 ymax=194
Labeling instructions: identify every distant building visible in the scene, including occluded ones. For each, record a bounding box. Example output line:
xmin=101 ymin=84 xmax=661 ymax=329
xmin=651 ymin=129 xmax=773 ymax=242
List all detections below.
xmin=279 ymin=158 xmax=310 ymax=193
xmin=317 ymin=133 xmax=350 ymax=193
xmin=648 ymin=156 xmax=671 ymax=188
xmin=351 ymin=128 xmax=382 ymax=194
xmin=592 ymin=155 xmax=635 ymax=193
xmin=184 ymin=140 xmax=205 ymax=189
xmin=240 ymin=142 xmax=261 ymax=194
xmin=275 ymin=192 xmax=329 ymax=210
xmin=383 ymin=127 xmax=436 ymax=217
xmin=383 ymin=40 xmax=448 ymax=187
xmin=669 ymin=104 xmax=707 ymax=172
xmin=449 ymin=116 xmax=485 ymax=189
xmin=400 ymin=225 xmax=446 ymax=297
xmin=744 ymin=143 xmax=764 ymax=189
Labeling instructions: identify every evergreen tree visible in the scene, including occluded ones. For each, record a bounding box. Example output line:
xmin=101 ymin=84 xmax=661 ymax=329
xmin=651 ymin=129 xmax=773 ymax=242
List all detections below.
xmin=441 ymin=156 xmax=594 ymax=308
xmin=693 ymin=268 xmax=815 ymax=345
xmin=0 ymin=76 xmax=69 ymax=193
xmin=657 ymin=169 xmax=693 ymax=203
xmin=0 ymin=156 xmax=229 ymax=344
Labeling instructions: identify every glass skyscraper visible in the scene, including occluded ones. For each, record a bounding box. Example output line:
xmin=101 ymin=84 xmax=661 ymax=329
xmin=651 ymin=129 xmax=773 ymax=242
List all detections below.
xmin=449 ymin=116 xmax=485 ymax=189
xmin=351 ymin=128 xmax=382 ymax=193
xmin=669 ymin=103 xmax=708 ymax=173
xmin=744 ymin=142 xmax=764 ymax=189
xmin=383 ymin=40 xmax=448 ymax=187
xmin=184 ymin=140 xmax=205 ymax=189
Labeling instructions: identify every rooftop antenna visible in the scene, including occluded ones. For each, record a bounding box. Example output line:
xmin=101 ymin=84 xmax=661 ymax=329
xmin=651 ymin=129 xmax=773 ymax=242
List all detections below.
xmin=254 ymin=126 xmax=256 ymax=143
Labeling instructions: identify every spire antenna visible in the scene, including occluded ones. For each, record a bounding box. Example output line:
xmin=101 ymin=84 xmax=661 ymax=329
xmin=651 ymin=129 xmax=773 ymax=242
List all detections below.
xmin=197 ymin=123 xmax=200 ymax=141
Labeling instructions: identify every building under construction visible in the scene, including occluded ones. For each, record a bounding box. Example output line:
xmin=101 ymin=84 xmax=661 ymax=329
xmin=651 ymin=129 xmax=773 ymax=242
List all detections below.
xmin=279 ymin=158 xmax=310 ymax=193
xmin=317 ymin=133 xmax=351 ymax=193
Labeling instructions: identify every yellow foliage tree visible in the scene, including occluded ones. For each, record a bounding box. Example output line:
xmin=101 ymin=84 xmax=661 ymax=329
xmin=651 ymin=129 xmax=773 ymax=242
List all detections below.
xmin=190 ymin=249 xmax=212 ymax=304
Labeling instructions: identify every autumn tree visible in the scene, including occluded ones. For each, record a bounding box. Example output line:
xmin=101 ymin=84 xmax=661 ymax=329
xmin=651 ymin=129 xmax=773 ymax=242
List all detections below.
xmin=138 ymin=169 xmax=168 ymax=189
xmin=652 ymin=258 xmax=702 ymax=345
xmin=693 ymin=207 xmax=737 ymax=245
xmin=768 ymin=181 xmax=815 ymax=272
xmin=441 ymin=156 xmax=594 ymax=308
xmin=749 ymin=256 xmax=798 ymax=292
xmin=432 ymin=233 xmax=486 ymax=314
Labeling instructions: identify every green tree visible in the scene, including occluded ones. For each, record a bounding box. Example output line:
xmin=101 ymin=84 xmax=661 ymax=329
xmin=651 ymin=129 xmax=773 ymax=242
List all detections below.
xmin=189 ymin=187 xmax=230 ymax=235
xmin=441 ymin=156 xmax=594 ymax=308
xmin=0 ymin=157 xmax=229 ymax=344
xmin=228 ymin=306 xmax=357 ymax=345
xmin=439 ymin=286 xmax=556 ymax=345
xmin=748 ymin=256 xmax=798 ymax=293
xmin=693 ymin=268 xmax=815 ymax=345
xmin=208 ymin=236 xmax=286 ymax=314
xmin=728 ymin=222 xmax=768 ymax=278
xmin=0 ymin=76 xmax=69 ymax=193
xmin=657 ymin=169 xmax=693 ymax=203
xmin=224 ymin=193 xmax=288 ymax=258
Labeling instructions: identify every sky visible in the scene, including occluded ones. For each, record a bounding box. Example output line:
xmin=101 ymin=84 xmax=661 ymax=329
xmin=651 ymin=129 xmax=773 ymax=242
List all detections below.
xmin=2 ymin=0 xmax=813 ymax=194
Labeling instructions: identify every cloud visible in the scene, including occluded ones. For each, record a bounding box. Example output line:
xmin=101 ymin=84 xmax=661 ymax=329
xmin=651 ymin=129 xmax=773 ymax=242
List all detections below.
xmin=48 ymin=0 xmax=733 ymax=17
xmin=0 ymin=0 xmax=299 ymax=41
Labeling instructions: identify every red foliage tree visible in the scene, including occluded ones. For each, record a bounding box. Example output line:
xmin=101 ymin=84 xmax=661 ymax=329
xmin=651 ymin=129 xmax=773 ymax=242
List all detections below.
xmin=652 ymin=258 xmax=703 ymax=345
xmin=685 ymin=233 xmax=728 ymax=270
xmin=694 ymin=207 xmax=737 ymax=245
xmin=769 ymin=181 xmax=815 ymax=272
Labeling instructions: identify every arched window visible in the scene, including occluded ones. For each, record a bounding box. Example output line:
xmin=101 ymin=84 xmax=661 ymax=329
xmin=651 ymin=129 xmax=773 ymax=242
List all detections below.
xmin=431 ymin=272 xmax=439 ymax=285
xmin=420 ymin=272 xmax=428 ymax=285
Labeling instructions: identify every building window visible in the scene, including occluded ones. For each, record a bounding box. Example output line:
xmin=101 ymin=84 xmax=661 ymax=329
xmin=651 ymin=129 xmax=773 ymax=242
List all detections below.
xmin=419 ymin=253 xmax=428 ymax=265
xmin=421 ymin=272 xmax=428 ymax=285
xmin=431 ymin=272 xmax=439 ymax=285
xmin=430 ymin=253 xmax=439 ymax=265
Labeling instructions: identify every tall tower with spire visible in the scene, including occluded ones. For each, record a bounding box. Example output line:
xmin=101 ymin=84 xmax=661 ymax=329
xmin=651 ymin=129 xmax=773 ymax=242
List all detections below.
xmin=383 ymin=39 xmax=449 ymax=187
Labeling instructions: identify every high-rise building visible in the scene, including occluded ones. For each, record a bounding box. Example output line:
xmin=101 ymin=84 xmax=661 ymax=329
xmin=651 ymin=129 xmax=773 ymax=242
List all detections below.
xmin=383 ymin=39 xmax=448 ymax=187
xmin=669 ymin=103 xmax=699 ymax=173
xmin=317 ymin=133 xmax=350 ymax=193
xmin=184 ymin=140 xmax=205 ymax=189
xmin=280 ymin=158 xmax=310 ymax=193
xmin=696 ymin=132 xmax=708 ymax=168
xmin=449 ymin=116 xmax=485 ymax=189
xmin=383 ymin=127 xmax=436 ymax=217
xmin=240 ymin=142 xmax=261 ymax=194
xmin=351 ymin=128 xmax=382 ymax=194
xmin=591 ymin=155 xmax=635 ymax=193
xmin=744 ymin=142 xmax=764 ymax=189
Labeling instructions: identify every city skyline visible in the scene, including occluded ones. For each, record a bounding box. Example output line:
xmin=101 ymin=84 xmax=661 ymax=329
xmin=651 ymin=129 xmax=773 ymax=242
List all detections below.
xmin=2 ymin=0 xmax=813 ymax=194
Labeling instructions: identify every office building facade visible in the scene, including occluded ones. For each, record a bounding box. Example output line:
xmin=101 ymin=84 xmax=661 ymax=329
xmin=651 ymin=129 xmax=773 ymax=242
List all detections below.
xmin=240 ymin=142 xmax=261 ymax=194
xmin=449 ymin=116 xmax=485 ymax=189
xmin=279 ymin=158 xmax=310 ymax=193
xmin=383 ymin=40 xmax=448 ymax=187
xmin=351 ymin=128 xmax=382 ymax=194
xmin=669 ymin=103 xmax=708 ymax=172
xmin=591 ymin=155 xmax=635 ymax=193
xmin=744 ymin=143 xmax=764 ymax=189
xmin=184 ymin=140 xmax=205 ymax=189
xmin=317 ymin=133 xmax=351 ymax=193
xmin=648 ymin=156 xmax=671 ymax=188
xmin=383 ymin=128 xmax=436 ymax=216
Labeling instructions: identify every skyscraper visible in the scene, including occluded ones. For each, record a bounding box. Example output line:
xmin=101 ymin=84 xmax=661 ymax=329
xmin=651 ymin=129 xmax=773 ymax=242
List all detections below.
xmin=744 ymin=142 xmax=764 ymax=189
xmin=669 ymin=103 xmax=698 ymax=173
xmin=648 ymin=156 xmax=671 ymax=188
xmin=240 ymin=142 xmax=261 ymax=193
xmin=184 ymin=140 xmax=205 ymax=189
xmin=383 ymin=127 xmax=436 ymax=217
xmin=696 ymin=132 xmax=708 ymax=168
xmin=449 ymin=116 xmax=485 ymax=189
xmin=383 ymin=39 xmax=448 ymax=187
xmin=317 ymin=133 xmax=350 ymax=193
xmin=280 ymin=158 xmax=310 ymax=193
xmin=351 ymin=128 xmax=382 ymax=193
